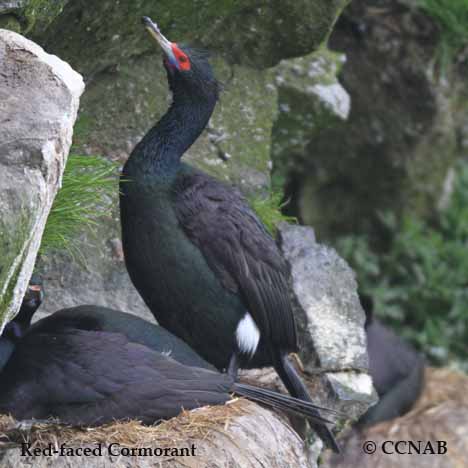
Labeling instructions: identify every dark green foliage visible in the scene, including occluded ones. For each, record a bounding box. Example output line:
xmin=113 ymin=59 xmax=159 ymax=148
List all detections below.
xmin=419 ymin=0 xmax=468 ymax=65
xmin=336 ymin=162 xmax=468 ymax=366
xmin=39 ymin=154 xmax=118 ymax=258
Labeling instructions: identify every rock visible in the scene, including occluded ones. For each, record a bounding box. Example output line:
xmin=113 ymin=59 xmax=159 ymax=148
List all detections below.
xmin=277 ymin=223 xmax=375 ymax=419
xmin=0 ymin=29 xmax=84 ymax=330
xmin=0 ymin=1 xmax=70 ymax=36
xmin=36 ymin=1 xmax=349 ymax=76
xmin=272 ymin=48 xmax=350 ymax=188
xmin=0 ymin=401 xmax=313 ymax=467
xmin=0 ymin=2 xmax=27 ymax=15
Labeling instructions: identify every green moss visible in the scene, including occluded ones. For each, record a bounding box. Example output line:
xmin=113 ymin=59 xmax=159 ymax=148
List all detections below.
xmin=23 ymin=0 xmax=69 ymax=36
xmin=248 ymin=191 xmax=297 ymax=236
xmin=0 ymin=213 xmax=32 ymax=325
xmin=0 ymin=14 xmax=22 ymax=32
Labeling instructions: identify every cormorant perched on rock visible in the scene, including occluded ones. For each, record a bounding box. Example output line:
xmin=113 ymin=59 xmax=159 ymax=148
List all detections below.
xmin=358 ymin=295 xmax=425 ymax=426
xmin=119 ymin=17 xmax=338 ymax=451
xmin=0 ymin=296 xmax=336 ymax=426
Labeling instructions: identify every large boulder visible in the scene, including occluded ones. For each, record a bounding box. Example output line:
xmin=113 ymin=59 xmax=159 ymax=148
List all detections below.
xmin=0 ymin=29 xmax=84 ymax=330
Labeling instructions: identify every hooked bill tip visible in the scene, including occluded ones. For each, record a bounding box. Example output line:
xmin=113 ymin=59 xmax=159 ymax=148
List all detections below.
xmin=141 ymin=16 xmax=159 ymax=31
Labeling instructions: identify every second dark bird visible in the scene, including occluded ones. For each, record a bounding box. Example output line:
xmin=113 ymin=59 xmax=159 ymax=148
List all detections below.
xmin=0 ymin=285 xmax=335 ymax=427
xmin=119 ymin=17 xmax=338 ymax=451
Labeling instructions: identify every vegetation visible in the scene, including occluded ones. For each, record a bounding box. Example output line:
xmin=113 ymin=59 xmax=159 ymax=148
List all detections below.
xmin=419 ymin=0 xmax=468 ymax=66
xmin=249 ymin=191 xmax=297 ymax=236
xmin=39 ymin=154 xmax=118 ymax=259
xmin=336 ymin=161 xmax=468 ymax=367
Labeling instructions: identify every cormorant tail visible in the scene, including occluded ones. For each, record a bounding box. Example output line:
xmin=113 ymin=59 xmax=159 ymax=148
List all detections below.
xmin=273 ymin=352 xmax=340 ymax=453
xmin=232 ymin=382 xmax=336 ymax=425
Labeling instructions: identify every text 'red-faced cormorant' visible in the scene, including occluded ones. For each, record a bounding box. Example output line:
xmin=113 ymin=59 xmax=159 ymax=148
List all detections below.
xmin=119 ymin=16 xmax=338 ymax=451
xmin=0 ymin=289 xmax=337 ymax=427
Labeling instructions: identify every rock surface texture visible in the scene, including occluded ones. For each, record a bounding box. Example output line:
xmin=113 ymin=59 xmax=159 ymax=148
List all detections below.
xmin=0 ymin=29 xmax=84 ymax=330
xmin=275 ymin=0 xmax=466 ymax=240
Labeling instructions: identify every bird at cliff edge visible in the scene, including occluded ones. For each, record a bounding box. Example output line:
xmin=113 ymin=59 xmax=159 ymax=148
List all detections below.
xmin=119 ymin=16 xmax=339 ymax=451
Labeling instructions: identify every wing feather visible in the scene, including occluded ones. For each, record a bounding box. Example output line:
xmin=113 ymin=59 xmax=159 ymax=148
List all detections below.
xmin=173 ymin=171 xmax=297 ymax=352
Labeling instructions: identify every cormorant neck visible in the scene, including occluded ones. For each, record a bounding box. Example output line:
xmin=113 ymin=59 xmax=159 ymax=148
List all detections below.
xmin=133 ymin=88 xmax=218 ymax=176
xmin=14 ymin=299 xmax=41 ymax=332
xmin=0 ymin=336 xmax=14 ymax=372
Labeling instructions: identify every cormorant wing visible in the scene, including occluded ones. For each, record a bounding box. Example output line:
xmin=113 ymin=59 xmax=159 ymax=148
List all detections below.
xmin=173 ymin=171 xmax=297 ymax=352
xmin=0 ymin=328 xmax=231 ymax=426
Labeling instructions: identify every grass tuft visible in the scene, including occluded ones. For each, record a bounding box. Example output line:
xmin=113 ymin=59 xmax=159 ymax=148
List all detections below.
xmin=39 ymin=154 xmax=119 ymax=258
xmin=249 ymin=191 xmax=297 ymax=236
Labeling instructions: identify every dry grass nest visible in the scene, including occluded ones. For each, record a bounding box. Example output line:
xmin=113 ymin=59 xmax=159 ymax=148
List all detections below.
xmin=0 ymin=398 xmax=249 ymax=451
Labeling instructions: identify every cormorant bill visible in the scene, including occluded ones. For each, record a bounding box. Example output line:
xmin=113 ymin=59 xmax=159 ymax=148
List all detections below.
xmin=358 ymin=295 xmax=425 ymax=427
xmin=0 ymin=305 xmax=338 ymax=427
xmin=119 ymin=17 xmax=339 ymax=451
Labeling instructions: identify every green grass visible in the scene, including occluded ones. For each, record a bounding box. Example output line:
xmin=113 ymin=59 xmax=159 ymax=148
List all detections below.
xmin=249 ymin=191 xmax=297 ymax=236
xmin=419 ymin=0 xmax=468 ymax=66
xmin=39 ymin=154 xmax=119 ymax=258
xmin=336 ymin=161 xmax=468 ymax=367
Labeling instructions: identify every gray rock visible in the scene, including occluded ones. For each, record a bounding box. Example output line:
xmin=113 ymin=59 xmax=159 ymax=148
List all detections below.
xmin=0 ymin=29 xmax=84 ymax=331
xmin=0 ymin=2 xmax=26 ymax=15
xmin=277 ymin=223 xmax=375 ymax=418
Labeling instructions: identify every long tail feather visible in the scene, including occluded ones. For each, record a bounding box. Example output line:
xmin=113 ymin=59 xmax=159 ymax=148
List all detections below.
xmin=274 ymin=352 xmax=340 ymax=453
xmin=232 ymin=382 xmax=336 ymax=425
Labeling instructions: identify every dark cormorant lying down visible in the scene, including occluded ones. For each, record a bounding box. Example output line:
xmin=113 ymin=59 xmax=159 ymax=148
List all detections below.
xmin=119 ymin=17 xmax=339 ymax=451
xmin=0 ymin=287 xmax=337 ymax=427
xmin=358 ymin=295 xmax=425 ymax=427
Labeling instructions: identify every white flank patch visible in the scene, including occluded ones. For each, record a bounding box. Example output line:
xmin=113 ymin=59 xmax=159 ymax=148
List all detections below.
xmin=236 ymin=313 xmax=260 ymax=356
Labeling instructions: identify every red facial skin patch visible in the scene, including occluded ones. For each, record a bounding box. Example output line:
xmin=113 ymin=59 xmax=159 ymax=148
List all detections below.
xmin=171 ymin=44 xmax=191 ymax=71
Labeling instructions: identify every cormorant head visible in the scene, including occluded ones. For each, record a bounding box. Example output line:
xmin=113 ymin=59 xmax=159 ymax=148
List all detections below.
xmin=3 ymin=274 xmax=44 ymax=340
xmin=142 ymin=16 xmax=220 ymax=100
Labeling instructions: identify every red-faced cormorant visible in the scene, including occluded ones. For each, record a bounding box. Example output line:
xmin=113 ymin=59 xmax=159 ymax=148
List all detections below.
xmin=358 ymin=295 xmax=425 ymax=427
xmin=119 ymin=16 xmax=338 ymax=451
xmin=0 ymin=295 xmax=337 ymax=426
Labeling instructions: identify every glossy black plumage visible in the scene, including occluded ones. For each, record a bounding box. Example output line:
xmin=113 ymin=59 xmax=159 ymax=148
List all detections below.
xmin=119 ymin=18 xmax=338 ymax=451
xmin=359 ymin=296 xmax=425 ymax=426
xmin=32 ymin=305 xmax=215 ymax=370
xmin=173 ymin=172 xmax=297 ymax=352
xmin=0 ymin=301 xmax=335 ymax=427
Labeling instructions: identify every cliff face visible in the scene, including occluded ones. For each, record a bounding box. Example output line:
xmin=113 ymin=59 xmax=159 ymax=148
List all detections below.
xmin=274 ymin=0 xmax=468 ymax=240
xmin=0 ymin=0 xmax=351 ymax=319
